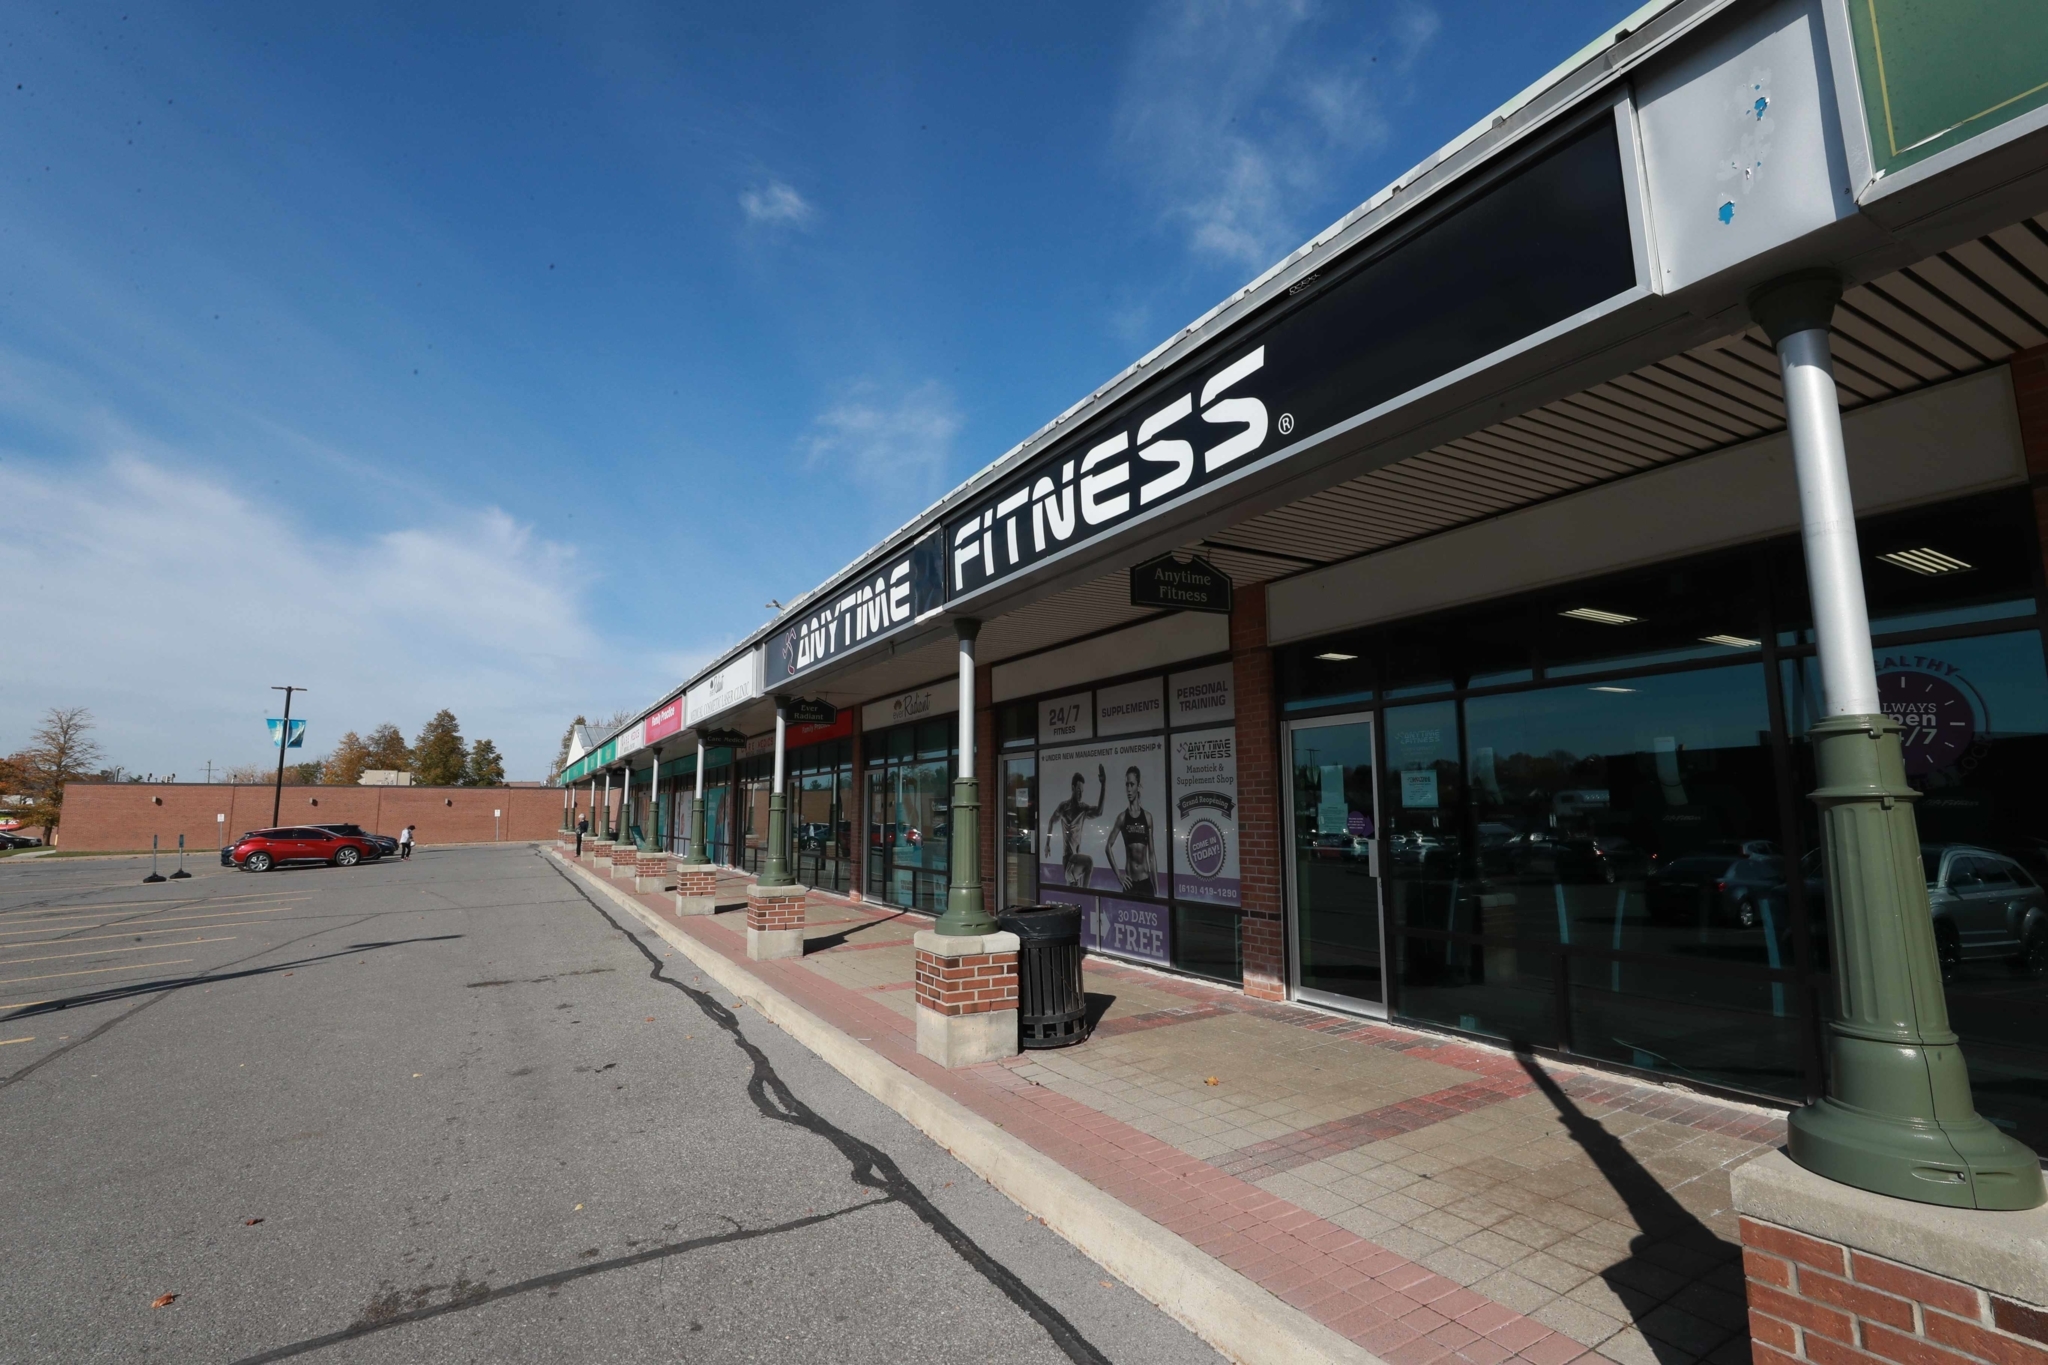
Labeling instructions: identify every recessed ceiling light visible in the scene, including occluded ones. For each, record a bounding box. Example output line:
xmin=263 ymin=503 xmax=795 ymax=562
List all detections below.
xmin=1314 ymin=651 xmax=1359 ymax=662
xmin=1700 ymin=634 xmax=1761 ymax=649
xmin=1878 ymin=547 xmax=1972 ymax=576
xmin=1588 ymin=686 xmax=1637 ymax=693
xmin=1560 ymin=607 xmax=1640 ymax=626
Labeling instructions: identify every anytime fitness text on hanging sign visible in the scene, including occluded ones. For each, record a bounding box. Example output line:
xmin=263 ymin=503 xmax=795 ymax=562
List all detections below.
xmin=1129 ymin=554 xmax=1232 ymax=614
xmin=765 ymin=535 xmax=945 ymax=686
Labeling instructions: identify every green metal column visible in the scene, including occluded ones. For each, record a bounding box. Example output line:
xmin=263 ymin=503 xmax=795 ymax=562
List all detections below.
xmin=759 ymin=701 xmax=794 ymax=887
xmin=1751 ymin=271 xmax=2043 ymax=1210
xmin=934 ymin=619 xmax=996 ymax=937
xmin=683 ymin=738 xmax=708 ymax=865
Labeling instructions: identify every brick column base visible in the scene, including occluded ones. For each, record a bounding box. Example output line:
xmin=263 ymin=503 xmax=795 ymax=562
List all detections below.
xmin=588 ymin=839 xmax=614 ymax=869
xmin=1733 ymin=1152 xmax=2048 ymax=1365
xmin=674 ymin=864 xmax=718 ymax=916
xmin=610 ymin=849 xmax=640 ymax=881
xmin=745 ymin=883 xmax=808 ymax=961
xmin=913 ymin=929 xmax=1020 ymax=1067
xmin=632 ymin=849 xmax=671 ymax=892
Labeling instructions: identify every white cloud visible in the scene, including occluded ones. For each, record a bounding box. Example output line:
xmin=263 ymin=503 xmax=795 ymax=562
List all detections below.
xmin=802 ymin=379 xmax=961 ymax=496
xmin=739 ymin=180 xmax=816 ymax=228
xmin=0 ymin=454 xmax=641 ymax=781
xmin=1112 ymin=0 xmax=1437 ymax=267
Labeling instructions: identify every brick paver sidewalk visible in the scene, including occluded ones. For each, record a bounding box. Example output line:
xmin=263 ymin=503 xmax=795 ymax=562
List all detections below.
xmin=570 ymin=853 xmax=1782 ymax=1365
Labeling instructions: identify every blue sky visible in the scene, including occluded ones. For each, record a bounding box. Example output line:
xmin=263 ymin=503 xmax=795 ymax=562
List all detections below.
xmin=0 ymin=0 xmax=1635 ymax=780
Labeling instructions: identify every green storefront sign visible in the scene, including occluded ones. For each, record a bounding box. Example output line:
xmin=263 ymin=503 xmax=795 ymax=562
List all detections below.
xmin=1849 ymin=0 xmax=2048 ymax=176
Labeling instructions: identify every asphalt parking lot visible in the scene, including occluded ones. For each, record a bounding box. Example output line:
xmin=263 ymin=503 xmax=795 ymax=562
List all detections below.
xmin=0 ymin=844 xmax=1221 ymax=1363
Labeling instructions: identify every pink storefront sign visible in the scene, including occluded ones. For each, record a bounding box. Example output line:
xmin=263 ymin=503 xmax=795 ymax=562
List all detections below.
xmin=644 ymin=699 xmax=684 ymax=744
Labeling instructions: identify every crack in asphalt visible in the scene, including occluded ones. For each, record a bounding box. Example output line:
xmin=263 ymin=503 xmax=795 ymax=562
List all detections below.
xmin=548 ymin=855 xmax=1112 ymax=1365
xmin=224 ymin=1201 xmax=888 ymax=1364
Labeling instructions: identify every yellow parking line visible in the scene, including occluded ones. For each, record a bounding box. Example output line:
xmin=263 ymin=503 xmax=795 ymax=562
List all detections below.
xmin=0 ymin=891 xmax=315 ymax=919
xmin=0 ymin=959 xmax=194 ymax=987
xmin=0 ymin=937 xmax=235 ymax=968
xmin=0 ymin=907 xmax=289 ymax=938
xmin=0 ymin=921 xmax=278 ymax=947
xmin=0 ymin=1000 xmax=52 ymax=1011
xmin=0 ymin=1035 xmax=34 ymax=1045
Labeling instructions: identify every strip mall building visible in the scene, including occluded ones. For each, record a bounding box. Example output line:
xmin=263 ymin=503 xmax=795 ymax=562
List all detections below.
xmin=559 ymin=0 xmax=2048 ymax=1155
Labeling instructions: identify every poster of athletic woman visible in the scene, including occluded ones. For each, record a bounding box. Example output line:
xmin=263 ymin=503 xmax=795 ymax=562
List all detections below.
xmin=1037 ymin=736 xmax=1168 ymax=899
xmin=1170 ymin=726 xmax=1238 ymax=906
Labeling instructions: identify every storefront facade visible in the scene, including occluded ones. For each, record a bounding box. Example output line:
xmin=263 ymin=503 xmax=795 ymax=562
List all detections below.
xmin=557 ymin=0 xmax=2048 ymax=1157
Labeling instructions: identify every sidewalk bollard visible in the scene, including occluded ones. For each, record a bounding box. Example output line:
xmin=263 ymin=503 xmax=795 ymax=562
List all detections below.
xmin=143 ymin=835 xmax=167 ymax=884
xmin=170 ymin=833 xmax=191 ymax=880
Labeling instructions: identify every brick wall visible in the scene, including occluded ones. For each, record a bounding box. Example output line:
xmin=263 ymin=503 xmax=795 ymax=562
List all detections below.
xmin=1233 ymin=583 xmax=1287 ymax=1000
xmin=914 ymin=944 xmax=1019 ymax=1017
xmin=1740 ymin=1216 xmax=2048 ymax=1365
xmin=56 ymin=782 xmax=566 ymax=851
xmin=2011 ymin=345 xmax=2048 ymax=591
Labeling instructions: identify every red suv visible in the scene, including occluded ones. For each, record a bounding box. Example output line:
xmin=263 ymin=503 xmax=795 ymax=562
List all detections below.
xmin=229 ymin=827 xmax=379 ymax=873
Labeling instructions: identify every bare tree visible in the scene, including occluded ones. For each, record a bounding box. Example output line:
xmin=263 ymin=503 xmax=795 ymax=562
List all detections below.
xmin=14 ymin=707 xmax=105 ymax=844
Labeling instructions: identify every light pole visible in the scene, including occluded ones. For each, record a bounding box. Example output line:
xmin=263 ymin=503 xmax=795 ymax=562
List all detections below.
xmin=269 ymin=685 xmax=306 ymax=827
xmin=1751 ymin=272 xmax=2042 ymax=1210
xmin=759 ymin=700 xmax=793 ymax=886
xmin=683 ymin=737 xmax=708 ymax=865
xmin=935 ymin=619 xmax=995 ymax=936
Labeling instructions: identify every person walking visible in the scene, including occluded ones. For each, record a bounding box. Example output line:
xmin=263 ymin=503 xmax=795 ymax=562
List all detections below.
xmin=575 ymin=813 xmax=588 ymax=857
xmin=399 ymin=824 xmax=416 ymax=860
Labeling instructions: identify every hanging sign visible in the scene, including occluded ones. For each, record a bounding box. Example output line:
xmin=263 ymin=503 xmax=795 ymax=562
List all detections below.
xmin=267 ymin=719 xmax=307 ymax=749
xmin=1129 ymin=555 xmax=1233 ymax=614
xmin=784 ymin=697 xmax=838 ymax=726
xmin=697 ymin=728 xmax=747 ymax=748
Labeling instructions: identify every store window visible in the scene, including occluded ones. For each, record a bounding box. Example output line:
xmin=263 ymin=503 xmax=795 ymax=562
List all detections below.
xmin=1013 ymin=659 xmax=1243 ymax=983
xmin=864 ymin=719 xmax=955 ymax=915
xmin=1277 ymin=488 xmax=2048 ymax=1146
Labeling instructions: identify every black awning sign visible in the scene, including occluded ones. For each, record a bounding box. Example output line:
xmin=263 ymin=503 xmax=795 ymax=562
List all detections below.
xmin=1130 ymin=554 xmax=1233 ymax=614
xmin=784 ymin=697 xmax=838 ymax=726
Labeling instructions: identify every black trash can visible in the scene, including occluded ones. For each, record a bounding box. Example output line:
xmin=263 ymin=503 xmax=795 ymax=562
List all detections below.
xmin=999 ymin=903 xmax=1090 ymax=1049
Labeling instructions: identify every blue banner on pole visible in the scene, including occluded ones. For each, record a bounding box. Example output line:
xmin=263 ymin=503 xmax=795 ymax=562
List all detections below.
xmin=267 ymin=718 xmax=307 ymax=749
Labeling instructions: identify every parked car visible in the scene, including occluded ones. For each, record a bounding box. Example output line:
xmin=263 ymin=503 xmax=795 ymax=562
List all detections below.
xmin=310 ymin=823 xmax=396 ymax=858
xmin=0 ymin=831 xmax=43 ymax=849
xmin=1501 ymin=832 xmax=1648 ymax=884
xmin=1308 ymin=832 xmax=1374 ymax=863
xmin=1646 ymin=843 xmax=1774 ymax=925
xmin=1923 ymin=845 xmax=2048 ymax=978
xmin=1718 ymin=850 xmax=1824 ymax=933
xmin=228 ymin=827 xmax=380 ymax=872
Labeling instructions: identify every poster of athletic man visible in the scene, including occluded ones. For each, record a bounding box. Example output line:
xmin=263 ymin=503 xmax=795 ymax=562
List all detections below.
xmin=1037 ymin=736 xmax=1167 ymax=899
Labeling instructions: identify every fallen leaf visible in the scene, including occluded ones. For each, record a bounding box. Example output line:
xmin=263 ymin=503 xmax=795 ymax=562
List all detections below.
xmin=574 ymin=1203 xmax=583 ymax=1211
xmin=150 ymin=1293 xmax=177 ymax=1309
xmin=243 ymin=1218 xmax=263 ymax=1226
xmin=283 ymin=972 xmax=293 ymax=977
xmin=1204 ymin=1076 xmax=1220 ymax=1086
xmin=1100 ymin=1280 xmax=1114 ymax=1289
xmin=412 ymin=1073 xmax=421 ymax=1079
xmin=645 ymin=1017 xmax=654 ymax=1023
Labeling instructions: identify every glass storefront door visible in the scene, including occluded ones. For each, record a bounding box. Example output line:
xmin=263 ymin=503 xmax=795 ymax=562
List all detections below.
xmin=1286 ymin=715 xmax=1386 ymax=1012
xmin=1000 ymin=755 xmax=1036 ymax=909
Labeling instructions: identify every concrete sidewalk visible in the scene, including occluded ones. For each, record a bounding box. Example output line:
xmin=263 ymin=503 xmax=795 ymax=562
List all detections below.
xmin=550 ymin=846 xmax=1781 ymax=1365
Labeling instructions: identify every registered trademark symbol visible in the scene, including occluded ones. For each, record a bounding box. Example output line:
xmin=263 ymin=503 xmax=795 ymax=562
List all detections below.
xmin=1277 ymin=412 xmax=1295 ymax=435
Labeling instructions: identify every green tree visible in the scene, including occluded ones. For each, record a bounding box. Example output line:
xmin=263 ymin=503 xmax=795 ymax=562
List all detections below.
xmin=290 ymin=758 xmax=327 ymax=785
xmin=324 ymin=730 xmax=372 ymax=785
xmin=464 ymin=738 xmax=506 ymax=786
xmin=363 ymin=723 xmax=411 ymax=774
xmin=13 ymin=707 xmax=105 ymax=844
xmin=412 ymin=710 xmax=467 ymax=786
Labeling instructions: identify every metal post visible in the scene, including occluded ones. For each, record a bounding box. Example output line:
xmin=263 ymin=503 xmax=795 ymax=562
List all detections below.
xmin=269 ymin=685 xmax=305 ymax=827
xmin=601 ymin=769 xmax=612 ymax=839
xmin=620 ymin=764 xmax=633 ymax=849
xmin=760 ymin=702 xmax=793 ymax=886
xmin=684 ymin=738 xmax=708 ymax=864
xmin=1751 ymin=271 xmax=2043 ymax=1210
xmin=935 ymin=619 xmax=995 ymax=936
xmin=648 ymin=748 xmax=661 ymax=852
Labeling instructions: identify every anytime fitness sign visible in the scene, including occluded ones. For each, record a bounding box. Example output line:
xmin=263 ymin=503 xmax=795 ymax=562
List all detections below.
xmin=943 ymin=118 xmax=1634 ymax=599
xmin=765 ymin=535 xmax=945 ymax=686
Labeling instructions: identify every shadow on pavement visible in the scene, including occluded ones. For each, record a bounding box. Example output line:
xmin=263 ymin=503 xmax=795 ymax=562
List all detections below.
xmin=1513 ymin=1050 xmax=1745 ymax=1365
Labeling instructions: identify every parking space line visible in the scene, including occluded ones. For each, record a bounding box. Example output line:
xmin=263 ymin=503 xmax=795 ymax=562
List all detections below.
xmin=0 ymin=1036 xmax=34 ymax=1045
xmin=0 ymin=891 xmax=315 ymax=920
xmin=0 ymin=938 xmax=236 ymax=968
xmin=0 ymin=921 xmax=280 ymax=947
xmin=0 ymin=959 xmax=195 ymax=987
xmin=0 ymin=905 xmax=294 ymax=935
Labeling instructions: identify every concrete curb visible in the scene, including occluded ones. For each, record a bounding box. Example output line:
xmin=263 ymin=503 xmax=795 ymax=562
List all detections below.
xmin=547 ymin=848 xmax=1381 ymax=1365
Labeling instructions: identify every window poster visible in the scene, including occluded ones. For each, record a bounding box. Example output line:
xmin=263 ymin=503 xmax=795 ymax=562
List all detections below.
xmin=1038 ymin=736 xmax=1169 ymax=901
xmin=1083 ymin=895 xmax=1171 ymax=966
xmin=1170 ymin=726 xmax=1239 ymax=907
